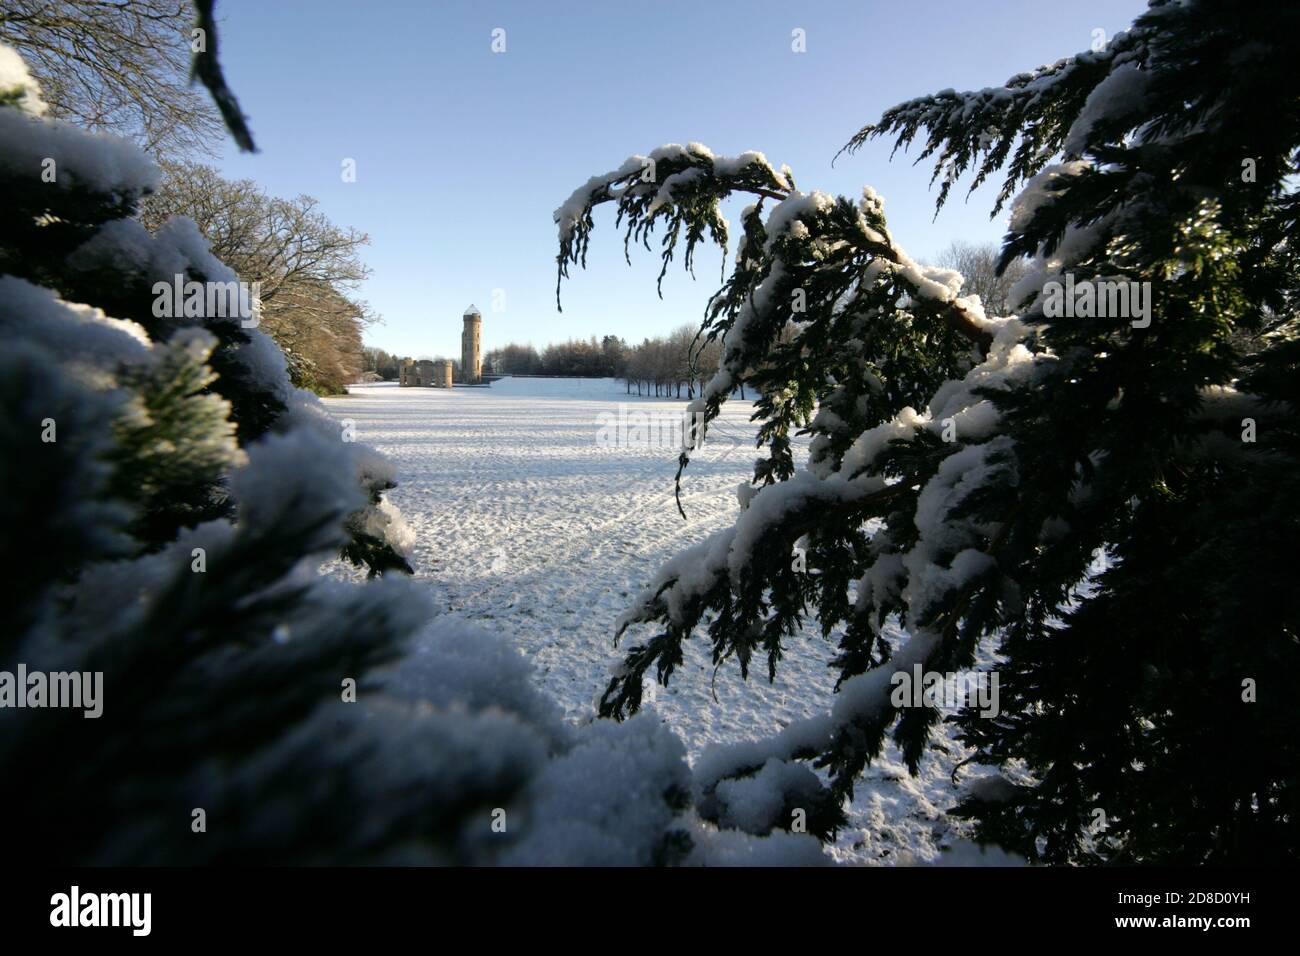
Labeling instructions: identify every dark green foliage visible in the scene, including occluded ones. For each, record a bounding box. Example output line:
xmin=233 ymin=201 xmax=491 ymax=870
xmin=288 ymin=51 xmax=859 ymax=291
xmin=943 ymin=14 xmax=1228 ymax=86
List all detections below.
xmin=342 ymin=480 xmax=416 ymax=578
xmin=0 ymin=88 xmax=405 ymax=575
xmin=561 ymin=0 xmax=1300 ymax=862
xmin=0 ymin=52 xmax=447 ymax=863
xmin=2 ymin=46 xmax=706 ymax=868
xmin=107 ymin=331 xmax=241 ymax=548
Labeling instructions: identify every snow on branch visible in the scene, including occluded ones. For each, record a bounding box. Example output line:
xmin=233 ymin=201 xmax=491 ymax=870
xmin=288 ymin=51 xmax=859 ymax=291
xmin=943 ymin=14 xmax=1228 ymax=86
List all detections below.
xmin=556 ymin=144 xmax=1003 ymax=528
xmin=554 ymin=142 xmax=794 ymax=306
xmin=839 ymin=23 xmax=1149 ymax=215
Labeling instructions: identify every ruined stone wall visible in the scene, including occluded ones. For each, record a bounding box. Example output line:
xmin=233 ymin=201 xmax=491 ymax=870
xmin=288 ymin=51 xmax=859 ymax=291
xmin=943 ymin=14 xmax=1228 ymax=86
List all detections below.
xmin=433 ymin=360 xmax=454 ymax=388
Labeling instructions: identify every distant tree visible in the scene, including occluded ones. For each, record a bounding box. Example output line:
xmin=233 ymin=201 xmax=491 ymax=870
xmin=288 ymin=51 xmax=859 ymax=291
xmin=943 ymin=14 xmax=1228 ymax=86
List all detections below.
xmin=534 ymin=336 xmax=624 ymax=377
xmin=667 ymin=324 xmax=697 ymax=397
xmin=934 ymin=240 xmax=1030 ymax=317
xmin=692 ymin=333 xmax=722 ymax=397
xmin=0 ymin=0 xmax=223 ymax=155
xmin=622 ymin=338 xmax=649 ymax=395
xmin=139 ymin=162 xmax=376 ymax=395
xmin=485 ymin=342 xmax=543 ymax=375
xmin=362 ymin=346 xmax=400 ymax=380
xmin=602 ymin=334 xmax=628 ymax=378
xmin=265 ymin=280 xmax=367 ymax=394
xmin=614 ymin=328 xmax=714 ymax=398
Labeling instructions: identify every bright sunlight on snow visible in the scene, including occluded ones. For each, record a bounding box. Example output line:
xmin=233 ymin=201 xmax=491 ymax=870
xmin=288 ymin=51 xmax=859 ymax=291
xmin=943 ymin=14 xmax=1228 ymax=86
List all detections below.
xmin=324 ymin=377 xmax=1002 ymax=864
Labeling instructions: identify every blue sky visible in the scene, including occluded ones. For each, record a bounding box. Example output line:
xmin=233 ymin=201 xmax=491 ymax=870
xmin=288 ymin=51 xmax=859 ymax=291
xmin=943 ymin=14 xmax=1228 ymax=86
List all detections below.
xmin=214 ymin=0 xmax=1148 ymax=358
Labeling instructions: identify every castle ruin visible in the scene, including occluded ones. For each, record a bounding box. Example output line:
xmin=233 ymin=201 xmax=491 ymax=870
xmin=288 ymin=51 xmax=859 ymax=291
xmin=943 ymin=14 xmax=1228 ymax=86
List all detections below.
xmin=399 ymin=357 xmax=454 ymax=388
xmin=395 ymin=305 xmax=482 ymax=387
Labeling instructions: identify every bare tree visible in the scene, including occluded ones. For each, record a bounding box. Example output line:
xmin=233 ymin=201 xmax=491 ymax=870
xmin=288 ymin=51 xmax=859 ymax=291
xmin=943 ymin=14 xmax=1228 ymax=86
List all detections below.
xmin=0 ymin=0 xmax=223 ymax=154
xmin=665 ymin=324 xmax=696 ymax=398
xmin=933 ymin=239 xmax=1030 ymax=317
xmin=140 ymin=161 xmax=377 ymax=393
xmin=142 ymin=162 xmax=372 ymax=301
xmin=264 ymin=280 xmax=370 ymax=393
xmin=692 ymin=332 xmax=722 ymax=397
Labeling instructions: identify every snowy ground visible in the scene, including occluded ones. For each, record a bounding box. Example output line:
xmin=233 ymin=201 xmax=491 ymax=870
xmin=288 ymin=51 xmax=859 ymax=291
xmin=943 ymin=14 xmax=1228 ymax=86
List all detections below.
xmin=323 ymin=377 xmax=996 ymax=865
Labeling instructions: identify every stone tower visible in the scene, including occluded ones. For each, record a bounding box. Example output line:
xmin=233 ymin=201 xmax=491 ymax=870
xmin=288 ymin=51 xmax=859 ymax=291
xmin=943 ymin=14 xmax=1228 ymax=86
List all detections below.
xmin=432 ymin=359 xmax=454 ymax=388
xmin=461 ymin=305 xmax=482 ymax=384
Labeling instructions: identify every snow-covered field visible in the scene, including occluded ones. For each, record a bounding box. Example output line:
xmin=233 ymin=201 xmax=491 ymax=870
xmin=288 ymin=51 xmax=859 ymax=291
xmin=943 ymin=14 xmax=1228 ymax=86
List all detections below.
xmin=324 ymin=377 xmax=995 ymax=864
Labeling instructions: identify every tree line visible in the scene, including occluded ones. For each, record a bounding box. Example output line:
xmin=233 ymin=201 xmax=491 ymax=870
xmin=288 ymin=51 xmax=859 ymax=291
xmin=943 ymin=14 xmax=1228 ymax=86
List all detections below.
xmin=364 ymin=243 xmax=1016 ymax=397
xmin=367 ymin=327 xmax=725 ymax=398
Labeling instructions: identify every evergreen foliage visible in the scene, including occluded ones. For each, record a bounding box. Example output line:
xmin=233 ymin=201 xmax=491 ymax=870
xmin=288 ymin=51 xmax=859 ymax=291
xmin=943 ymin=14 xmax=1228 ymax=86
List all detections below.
xmin=559 ymin=0 xmax=1300 ymax=863
xmin=1 ymin=42 xmax=814 ymax=866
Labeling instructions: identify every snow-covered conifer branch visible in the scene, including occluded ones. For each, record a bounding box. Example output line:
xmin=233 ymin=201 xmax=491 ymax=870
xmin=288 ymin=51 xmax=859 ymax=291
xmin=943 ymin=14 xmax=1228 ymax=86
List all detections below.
xmin=839 ymin=22 xmax=1150 ymax=215
xmin=556 ymin=145 xmax=1002 ymax=536
xmin=562 ymin=3 xmax=1300 ymax=860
